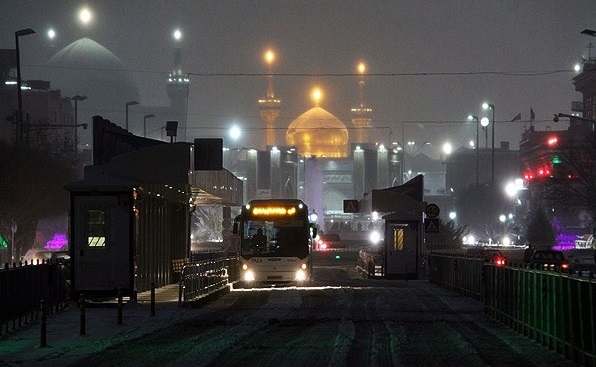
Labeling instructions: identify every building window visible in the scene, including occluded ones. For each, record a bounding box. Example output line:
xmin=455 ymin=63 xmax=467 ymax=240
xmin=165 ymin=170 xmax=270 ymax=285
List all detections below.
xmin=87 ymin=209 xmax=107 ymax=247
xmin=393 ymin=228 xmax=404 ymax=251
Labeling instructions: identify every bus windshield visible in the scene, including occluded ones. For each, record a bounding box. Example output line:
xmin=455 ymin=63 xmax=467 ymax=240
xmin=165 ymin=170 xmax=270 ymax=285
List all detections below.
xmin=241 ymin=218 xmax=309 ymax=258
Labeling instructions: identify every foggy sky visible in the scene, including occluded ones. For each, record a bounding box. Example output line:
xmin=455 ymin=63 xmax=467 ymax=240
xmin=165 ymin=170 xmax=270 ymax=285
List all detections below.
xmin=2 ymin=0 xmax=595 ymax=155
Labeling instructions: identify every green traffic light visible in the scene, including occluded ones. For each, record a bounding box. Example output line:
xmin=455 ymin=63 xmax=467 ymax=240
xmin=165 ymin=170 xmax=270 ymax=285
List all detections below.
xmin=335 ymin=255 xmax=341 ymax=259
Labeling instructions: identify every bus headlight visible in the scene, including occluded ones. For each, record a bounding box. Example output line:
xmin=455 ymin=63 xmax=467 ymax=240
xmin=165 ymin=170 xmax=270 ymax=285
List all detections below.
xmin=242 ymin=264 xmax=248 ymax=270
xmin=295 ymin=269 xmax=306 ymax=281
xmin=243 ymin=270 xmax=255 ymax=281
xmin=301 ymin=263 xmax=307 ymax=269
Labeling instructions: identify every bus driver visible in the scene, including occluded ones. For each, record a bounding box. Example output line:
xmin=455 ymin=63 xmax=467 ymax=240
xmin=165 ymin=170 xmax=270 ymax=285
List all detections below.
xmin=252 ymin=228 xmax=267 ymax=251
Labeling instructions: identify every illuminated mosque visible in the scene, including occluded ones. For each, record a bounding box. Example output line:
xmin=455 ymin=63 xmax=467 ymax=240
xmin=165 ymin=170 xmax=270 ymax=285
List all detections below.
xmin=224 ymin=52 xmax=402 ymax=234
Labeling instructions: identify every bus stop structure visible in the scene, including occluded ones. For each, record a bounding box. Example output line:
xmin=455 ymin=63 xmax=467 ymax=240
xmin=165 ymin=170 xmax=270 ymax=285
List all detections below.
xmin=66 ymin=116 xmax=243 ymax=298
xmin=357 ymin=175 xmax=426 ymax=279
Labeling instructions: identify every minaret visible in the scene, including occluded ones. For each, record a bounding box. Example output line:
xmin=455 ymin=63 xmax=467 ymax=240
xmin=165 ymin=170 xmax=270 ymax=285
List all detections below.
xmin=351 ymin=62 xmax=373 ymax=145
xmin=167 ymin=29 xmax=189 ymax=141
xmin=258 ymin=49 xmax=281 ymax=148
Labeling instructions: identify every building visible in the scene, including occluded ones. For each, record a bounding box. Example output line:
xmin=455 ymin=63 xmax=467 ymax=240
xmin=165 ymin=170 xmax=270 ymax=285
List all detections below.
xmin=0 ymin=49 xmax=75 ymax=150
xmin=517 ymin=55 xmax=596 ymax=239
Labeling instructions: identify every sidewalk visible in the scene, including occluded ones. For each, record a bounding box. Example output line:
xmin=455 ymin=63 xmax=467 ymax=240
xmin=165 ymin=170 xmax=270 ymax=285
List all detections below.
xmin=0 ymin=285 xmax=204 ymax=367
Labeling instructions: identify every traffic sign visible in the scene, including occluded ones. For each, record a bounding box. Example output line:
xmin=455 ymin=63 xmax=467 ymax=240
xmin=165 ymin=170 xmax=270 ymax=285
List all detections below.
xmin=425 ymin=218 xmax=440 ymax=233
xmin=425 ymin=203 xmax=440 ymax=218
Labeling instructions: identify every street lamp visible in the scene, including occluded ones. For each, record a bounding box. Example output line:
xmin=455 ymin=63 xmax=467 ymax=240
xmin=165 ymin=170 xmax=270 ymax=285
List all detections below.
xmin=15 ymin=28 xmax=36 ymax=144
xmin=468 ymin=114 xmax=480 ymax=188
xmin=125 ymin=100 xmax=139 ymax=131
xmin=483 ymin=102 xmax=495 ymax=205
xmin=229 ymin=125 xmax=241 ymax=141
xmin=480 ymin=117 xmax=489 ymax=148
xmin=72 ymin=95 xmax=87 ymax=156
xmin=143 ymin=114 xmax=155 ymax=138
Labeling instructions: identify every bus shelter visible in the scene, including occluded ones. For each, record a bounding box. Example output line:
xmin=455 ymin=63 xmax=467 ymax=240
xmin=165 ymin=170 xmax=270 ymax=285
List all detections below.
xmin=66 ymin=118 xmax=242 ymax=298
xmin=357 ymin=175 xmax=426 ymax=279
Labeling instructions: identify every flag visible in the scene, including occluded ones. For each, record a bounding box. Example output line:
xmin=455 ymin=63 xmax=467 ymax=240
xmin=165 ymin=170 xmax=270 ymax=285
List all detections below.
xmin=530 ymin=108 xmax=535 ymax=121
xmin=510 ymin=113 xmax=521 ymax=122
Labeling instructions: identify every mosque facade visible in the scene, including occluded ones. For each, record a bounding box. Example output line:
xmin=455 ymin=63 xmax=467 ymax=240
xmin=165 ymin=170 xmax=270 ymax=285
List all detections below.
xmin=223 ymin=59 xmax=401 ymax=234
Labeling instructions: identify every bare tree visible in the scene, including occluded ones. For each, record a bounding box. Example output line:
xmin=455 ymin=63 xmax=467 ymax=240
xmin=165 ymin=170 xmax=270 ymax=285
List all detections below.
xmin=0 ymin=139 xmax=76 ymax=260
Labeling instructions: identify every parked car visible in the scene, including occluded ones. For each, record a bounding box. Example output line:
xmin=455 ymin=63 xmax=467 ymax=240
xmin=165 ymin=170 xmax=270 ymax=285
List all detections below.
xmin=528 ymin=250 xmax=570 ymax=272
xmin=566 ymin=249 xmax=596 ymax=274
xmin=465 ymin=248 xmax=507 ymax=266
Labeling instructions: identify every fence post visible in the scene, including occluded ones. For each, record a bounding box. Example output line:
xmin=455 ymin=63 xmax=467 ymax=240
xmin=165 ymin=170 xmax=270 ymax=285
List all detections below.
xmin=79 ymin=294 xmax=86 ymax=336
xmin=40 ymin=300 xmax=47 ymax=347
xmin=150 ymin=282 xmax=156 ymax=316
xmin=117 ymin=288 xmax=123 ymax=325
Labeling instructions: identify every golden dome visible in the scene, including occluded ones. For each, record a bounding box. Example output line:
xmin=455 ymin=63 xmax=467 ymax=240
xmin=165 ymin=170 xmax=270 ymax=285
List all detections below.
xmin=286 ymin=107 xmax=349 ymax=158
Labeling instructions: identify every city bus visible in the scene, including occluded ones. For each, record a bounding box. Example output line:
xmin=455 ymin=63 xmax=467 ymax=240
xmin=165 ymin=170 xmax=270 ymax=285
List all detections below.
xmin=233 ymin=199 xmax=316 ymax=286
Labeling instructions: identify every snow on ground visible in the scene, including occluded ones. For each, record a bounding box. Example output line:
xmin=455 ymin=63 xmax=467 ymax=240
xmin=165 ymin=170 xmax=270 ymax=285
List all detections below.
xmin=0 ymin=294 xmax=206 ymax=367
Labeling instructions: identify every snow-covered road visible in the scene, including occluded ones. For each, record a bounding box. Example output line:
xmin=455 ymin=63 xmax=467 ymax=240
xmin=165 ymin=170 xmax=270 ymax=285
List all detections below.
xmin=0 ymin=254 xmax=579 ymax=367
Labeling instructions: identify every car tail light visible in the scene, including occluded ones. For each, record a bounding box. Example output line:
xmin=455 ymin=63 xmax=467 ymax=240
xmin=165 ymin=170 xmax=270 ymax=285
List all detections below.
xmin=495 ymin=258 xmax=505 ymax=266
xmin=561 ymin=263 xmax=569 ymax=270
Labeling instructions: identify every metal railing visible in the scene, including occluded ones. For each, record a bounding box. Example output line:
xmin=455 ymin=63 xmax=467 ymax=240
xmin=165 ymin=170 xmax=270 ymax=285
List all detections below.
xmin=179 ymin=253 xmax=239 ymax=306
xmin=429 ymin=253 xmax=596 ymax=367
xmin=0 ymin=260 xmax=68 ymax=335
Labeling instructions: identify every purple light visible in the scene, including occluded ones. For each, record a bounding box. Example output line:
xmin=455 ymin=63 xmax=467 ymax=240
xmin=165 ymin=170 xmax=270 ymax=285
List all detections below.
xmin=45 ymin=233 xmax=68 ymax=250
xmin=553 ymin=232 xmax=576 ymax=251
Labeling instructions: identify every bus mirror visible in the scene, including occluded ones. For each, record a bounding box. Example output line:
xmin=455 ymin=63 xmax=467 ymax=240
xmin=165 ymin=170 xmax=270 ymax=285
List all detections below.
xmin=232 ymin=222 xmax=239 ymax=234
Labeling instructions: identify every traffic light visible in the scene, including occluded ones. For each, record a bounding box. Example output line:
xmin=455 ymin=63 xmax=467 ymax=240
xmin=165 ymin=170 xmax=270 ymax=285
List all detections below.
xmin=0 ymin=234 xmax=7 ymax=249
xmin=546 ymin=135 xmax=559 ymax=147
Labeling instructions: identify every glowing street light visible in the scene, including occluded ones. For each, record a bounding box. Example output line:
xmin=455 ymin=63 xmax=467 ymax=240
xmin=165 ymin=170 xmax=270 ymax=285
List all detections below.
xmin=173 ymin=29 xmax=182 ymax=41
xmin=229 ymin=125 xmax=241 ymax=140
xmin=79 ymin=7 xmax=92 ymax=25
xmin=47 ymin=28 xmax=56 ymax=40
xmin=442 ymin=142 xmax=453 ymax=156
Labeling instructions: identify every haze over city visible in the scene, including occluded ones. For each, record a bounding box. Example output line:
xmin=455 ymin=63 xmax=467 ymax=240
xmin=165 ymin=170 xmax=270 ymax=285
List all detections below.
xmin=2 ymin=0 xmax=596 ymax=153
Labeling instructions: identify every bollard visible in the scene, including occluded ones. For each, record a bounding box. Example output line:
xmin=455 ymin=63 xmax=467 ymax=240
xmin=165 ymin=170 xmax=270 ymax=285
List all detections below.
xmin=40 ymin=300 xmax=47 ymax=347
xmin=117 ymin=288 xmax=123 ymax=325
xmin=150 ymin=282 xmax=156 ymax=316
xmin=79 ymin=294 xmax=86 ymax=335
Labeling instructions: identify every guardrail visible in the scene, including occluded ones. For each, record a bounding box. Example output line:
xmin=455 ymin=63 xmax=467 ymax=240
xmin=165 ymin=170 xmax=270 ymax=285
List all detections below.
xmin=179 ymin=253 xmax=239 ymax=306
xmin=0 ymin=260 xmax=68 ymax=335
xmin=429 ymin=253 xmax=596 ymax=367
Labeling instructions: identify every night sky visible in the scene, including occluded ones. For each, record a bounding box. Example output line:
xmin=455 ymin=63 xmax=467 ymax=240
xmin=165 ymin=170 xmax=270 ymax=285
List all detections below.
xmin=2 ymin=1 xmax=595 ymax=154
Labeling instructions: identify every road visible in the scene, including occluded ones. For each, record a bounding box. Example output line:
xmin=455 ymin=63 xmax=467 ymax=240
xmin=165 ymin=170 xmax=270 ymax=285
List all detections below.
xmin=68 ymin=251 xmax=578 ymax=367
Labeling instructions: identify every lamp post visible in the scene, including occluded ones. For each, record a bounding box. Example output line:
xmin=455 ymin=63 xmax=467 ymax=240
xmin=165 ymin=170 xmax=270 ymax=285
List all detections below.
xmin=468 ymin=114 xmax=480 ymax=188
xmin=125 ymin=100 xmax=139 ymax=131
xmin=10 ymin=222 xmax=17 ymax=264
xmin=72 ymin=95 xmax=87 ymax=157
xmin=15 ymin=28 xmax=36 ymax=144
xmin=483 ymin=102 xmax=495 ymax=205
xmin=143 ymin=114 xmax=155 ymax=138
